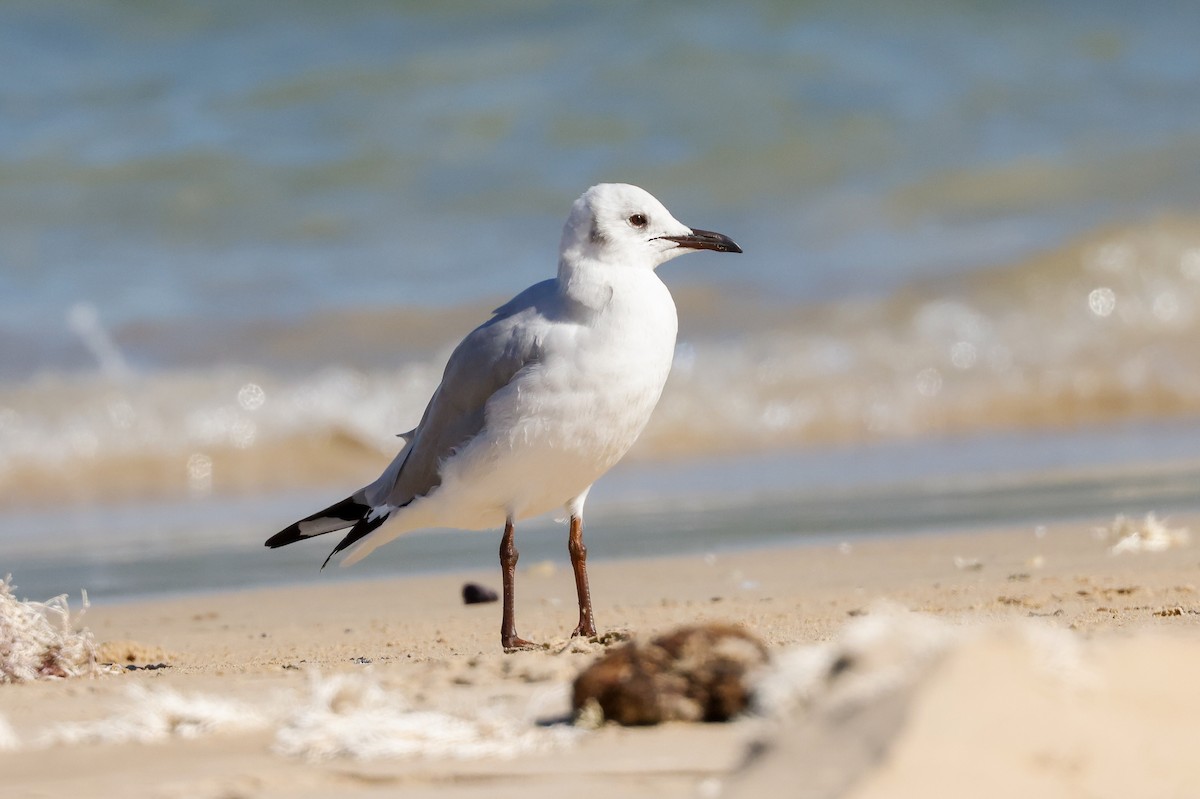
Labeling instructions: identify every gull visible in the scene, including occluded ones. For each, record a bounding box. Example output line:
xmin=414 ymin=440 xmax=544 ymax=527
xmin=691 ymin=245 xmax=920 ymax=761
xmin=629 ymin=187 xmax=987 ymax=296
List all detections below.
xmin=265 ymin=183 xmax=742 ymax=651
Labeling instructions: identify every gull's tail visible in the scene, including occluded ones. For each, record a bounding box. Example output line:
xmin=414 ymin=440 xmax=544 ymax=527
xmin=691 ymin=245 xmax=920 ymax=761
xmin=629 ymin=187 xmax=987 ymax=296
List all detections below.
xmin=265 ymin=494 xmax=391 ymax=569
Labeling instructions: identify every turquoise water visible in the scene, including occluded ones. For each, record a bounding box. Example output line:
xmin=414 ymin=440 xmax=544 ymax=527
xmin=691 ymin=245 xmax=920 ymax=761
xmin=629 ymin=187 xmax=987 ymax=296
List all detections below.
xmin=5 ymin=1 xmax=1200 ymax=354
xmin=4 ymin=1 xmax=1200 ymax=599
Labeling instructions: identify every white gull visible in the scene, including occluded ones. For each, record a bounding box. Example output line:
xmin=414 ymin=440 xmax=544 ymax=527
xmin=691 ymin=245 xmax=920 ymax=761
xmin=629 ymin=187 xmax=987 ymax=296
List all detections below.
xmin=266 ymin=183 xmax=742 ymax=650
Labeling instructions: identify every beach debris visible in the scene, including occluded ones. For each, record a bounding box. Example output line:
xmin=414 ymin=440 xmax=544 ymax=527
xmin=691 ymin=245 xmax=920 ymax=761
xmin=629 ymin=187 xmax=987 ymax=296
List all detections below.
xmin=37 ymin=684 xmax=266 ymax=746
xmin=274 ymin=671 xmax=575 ymax=760
xmin=0 ymin=576 xmax=100 ymax=683
xmin=752 ymin=603 xmax=959 ymax=717
xmin=6 ymin=671 xmax=577 ymax=758
xmin=0 ymin=715 xmax=18 ymax=752
xmin=728 ymin=615 xmax=1139 ymax=799
xmin=753 ymin=608 xmax=1096 ymax=716
xmin=567 ymin=628 xmax=631 ymax=650
xmin=461 ymin=582 xmax=499 ymax=604
xmin=1101 ymin=513 xmax=1190 ymax=555
xmin=571 ymin=623 xmax=769 ymax=726
xmin=717 ymin=606 xmax=963 ymax=799
xmin=96 ymin=639 xmax=172 ymax=667
xmin=953 ymin=556 xmax=983 ymax=571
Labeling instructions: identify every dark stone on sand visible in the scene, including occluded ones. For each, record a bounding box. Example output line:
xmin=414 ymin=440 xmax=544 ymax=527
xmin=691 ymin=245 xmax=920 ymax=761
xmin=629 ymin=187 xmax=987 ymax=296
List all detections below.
xmin=462 ymin=582 xmax=499 ymax=605
xmin=572 ymin=623 xmax=769 ymax=726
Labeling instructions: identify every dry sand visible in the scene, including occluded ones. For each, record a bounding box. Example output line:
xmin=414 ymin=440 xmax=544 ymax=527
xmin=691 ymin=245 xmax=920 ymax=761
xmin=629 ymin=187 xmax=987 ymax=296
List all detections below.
xmin=2 ymin=514 xmax=1200 ymax=798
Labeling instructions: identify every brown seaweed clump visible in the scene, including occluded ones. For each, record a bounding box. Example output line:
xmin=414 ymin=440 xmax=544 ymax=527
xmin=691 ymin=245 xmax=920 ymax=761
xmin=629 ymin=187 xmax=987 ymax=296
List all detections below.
xmin=572 ymin=623 xmax=769 ymax=726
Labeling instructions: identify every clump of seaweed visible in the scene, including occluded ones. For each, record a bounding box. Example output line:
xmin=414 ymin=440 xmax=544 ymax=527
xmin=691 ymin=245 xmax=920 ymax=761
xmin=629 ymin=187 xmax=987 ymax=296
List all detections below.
xmin=0 ymin=576 xmax=99 ymax=683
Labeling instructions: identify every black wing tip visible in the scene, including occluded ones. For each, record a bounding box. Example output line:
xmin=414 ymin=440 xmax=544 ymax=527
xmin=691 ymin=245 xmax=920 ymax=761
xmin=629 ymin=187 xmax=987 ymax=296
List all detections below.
xmin=264 ymin=495 xmax=372 ymax=550
xmin=264 ymin=526 xmax=301 ymax=549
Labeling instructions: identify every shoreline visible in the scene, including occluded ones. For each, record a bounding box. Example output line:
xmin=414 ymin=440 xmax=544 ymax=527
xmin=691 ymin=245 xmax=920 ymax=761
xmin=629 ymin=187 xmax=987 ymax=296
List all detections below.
xmin=3 ymin=514 xmax=1199 ymax=797
xmin=10 ymin=421 xmax=1200 ymax=607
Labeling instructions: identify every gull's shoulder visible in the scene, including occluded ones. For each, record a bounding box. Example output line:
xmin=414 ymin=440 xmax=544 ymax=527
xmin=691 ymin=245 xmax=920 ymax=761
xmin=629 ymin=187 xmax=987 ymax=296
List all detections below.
xmin=483 ymin=278 xmax=567 ymax=330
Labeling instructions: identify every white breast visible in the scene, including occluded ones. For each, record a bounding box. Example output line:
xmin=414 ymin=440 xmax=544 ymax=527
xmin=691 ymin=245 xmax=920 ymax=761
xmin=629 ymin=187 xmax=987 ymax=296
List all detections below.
xmin=435 ymin=269 xmax=678 ymax=526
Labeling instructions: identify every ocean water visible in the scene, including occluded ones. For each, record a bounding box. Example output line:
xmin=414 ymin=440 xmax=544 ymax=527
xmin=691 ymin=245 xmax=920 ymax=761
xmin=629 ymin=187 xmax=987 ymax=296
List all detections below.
xmin=4 ymin=1 xmax=1200 ymax=601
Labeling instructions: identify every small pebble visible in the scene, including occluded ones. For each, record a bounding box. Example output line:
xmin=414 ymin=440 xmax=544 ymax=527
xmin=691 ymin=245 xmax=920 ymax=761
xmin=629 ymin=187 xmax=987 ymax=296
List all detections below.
xmin=462 ymin=583 xmax=499 ymax=604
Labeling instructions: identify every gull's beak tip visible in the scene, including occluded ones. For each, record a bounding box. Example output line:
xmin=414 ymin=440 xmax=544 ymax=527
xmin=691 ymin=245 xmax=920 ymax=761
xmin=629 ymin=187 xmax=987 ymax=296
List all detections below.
xmin=658 ymin=227 xmax=743 ymax=254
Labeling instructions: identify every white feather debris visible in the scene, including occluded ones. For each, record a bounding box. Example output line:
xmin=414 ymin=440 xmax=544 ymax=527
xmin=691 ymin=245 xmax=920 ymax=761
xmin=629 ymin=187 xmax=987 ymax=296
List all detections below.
xmin=1102 ymin=513 xmax=1191 ymax=555
xmin=0 ymin=715 xmax=19 ymax=752
xmin=1018 ymin=623 xmax=1100 ymax=690
xmin=752 ymin=603 xmax=960 ymax=716
xmin=752 ymin=605 xmax=1103 ymax=723
xmin=0 ymin=576 xmax=99 ymax=684
xmin=274 ymin=671 xmax=576 ymax=761
xmin=37 ymin=684 xmax=267 ymax=747
xmin=6 ymin=669 xmax=577 ymax=759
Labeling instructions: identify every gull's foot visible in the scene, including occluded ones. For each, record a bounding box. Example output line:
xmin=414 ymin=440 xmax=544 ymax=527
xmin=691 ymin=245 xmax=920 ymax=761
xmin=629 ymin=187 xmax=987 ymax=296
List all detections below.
xmin=571 ymin=621 xmax=598 ymax=639
xmin=502 ymin=636 xmax=541 ymax=652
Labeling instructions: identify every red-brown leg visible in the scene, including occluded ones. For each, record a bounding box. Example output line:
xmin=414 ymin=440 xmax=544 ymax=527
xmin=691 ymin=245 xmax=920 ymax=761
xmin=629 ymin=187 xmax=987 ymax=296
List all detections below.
xmin=568 ymin=514 xmax=597 ymax=638
xmin=500 ymin=517 xmax=537 ymax=651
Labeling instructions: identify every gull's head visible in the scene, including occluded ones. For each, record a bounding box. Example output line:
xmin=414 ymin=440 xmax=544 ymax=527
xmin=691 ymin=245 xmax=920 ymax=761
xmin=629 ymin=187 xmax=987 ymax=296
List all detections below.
xmin=559 ymin=183 xmax=742 ymax=272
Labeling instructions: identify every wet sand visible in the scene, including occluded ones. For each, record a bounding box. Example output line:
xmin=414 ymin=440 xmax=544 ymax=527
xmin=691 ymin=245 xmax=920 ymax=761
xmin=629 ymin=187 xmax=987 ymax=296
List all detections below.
xmin=3 ymin=514 xmax=1199 ymax=798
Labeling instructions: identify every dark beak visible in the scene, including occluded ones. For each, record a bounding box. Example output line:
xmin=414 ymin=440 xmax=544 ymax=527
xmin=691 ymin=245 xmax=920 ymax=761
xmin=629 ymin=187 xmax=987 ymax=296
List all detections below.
xmin=657 ymin=228 xmax=743 ymax=254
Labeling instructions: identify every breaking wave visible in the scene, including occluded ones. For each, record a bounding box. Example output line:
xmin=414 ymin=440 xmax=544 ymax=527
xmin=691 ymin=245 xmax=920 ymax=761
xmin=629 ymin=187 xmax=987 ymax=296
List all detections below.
xmin=4 ymin=216 xmax=1200 ymax=507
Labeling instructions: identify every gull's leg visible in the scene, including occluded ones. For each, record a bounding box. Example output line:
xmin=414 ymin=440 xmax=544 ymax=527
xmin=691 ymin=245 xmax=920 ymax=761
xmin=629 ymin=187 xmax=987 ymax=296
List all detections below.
xmin=500 ymin=517 xmax=537 ymax=651
xmin=568 ymin=514 xmax=597 ymax=638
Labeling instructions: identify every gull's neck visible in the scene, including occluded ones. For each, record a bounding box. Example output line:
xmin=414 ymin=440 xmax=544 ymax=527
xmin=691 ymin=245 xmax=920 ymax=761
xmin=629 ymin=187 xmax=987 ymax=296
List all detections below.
xmin=557 ymin=254 xmax=623 ymax=315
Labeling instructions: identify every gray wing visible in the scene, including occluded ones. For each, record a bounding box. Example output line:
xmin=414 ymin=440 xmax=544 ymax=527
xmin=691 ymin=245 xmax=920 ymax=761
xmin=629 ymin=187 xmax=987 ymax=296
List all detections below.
xmin=364 ymin=279 xmax=558 ymax=509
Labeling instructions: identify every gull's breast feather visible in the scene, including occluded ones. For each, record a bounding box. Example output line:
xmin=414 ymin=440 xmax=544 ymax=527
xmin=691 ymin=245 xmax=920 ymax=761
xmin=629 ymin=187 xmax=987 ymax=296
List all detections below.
xmin=435 ymin=269 xmax=679 ymax=524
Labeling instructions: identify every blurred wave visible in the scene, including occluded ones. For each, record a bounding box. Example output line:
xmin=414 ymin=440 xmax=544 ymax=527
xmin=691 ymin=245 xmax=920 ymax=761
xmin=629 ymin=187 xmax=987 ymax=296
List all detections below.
xmin=651 ymin=216 xmax=1200 ymax=452
xmin=5 ymin=216 xmax=1200 ymax=507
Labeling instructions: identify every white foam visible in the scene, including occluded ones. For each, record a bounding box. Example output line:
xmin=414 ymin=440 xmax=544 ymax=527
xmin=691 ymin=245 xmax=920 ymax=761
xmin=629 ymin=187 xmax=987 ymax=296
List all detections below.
xmin=9 ymin=669 xmax=575 ymax=761
xmin=9 ymin=219 xmax=1200 ymax=514
xmin=273 ymin=671 xmax=575 ymax=761
xmin=38 ymin=684 xmax=267 ymax=747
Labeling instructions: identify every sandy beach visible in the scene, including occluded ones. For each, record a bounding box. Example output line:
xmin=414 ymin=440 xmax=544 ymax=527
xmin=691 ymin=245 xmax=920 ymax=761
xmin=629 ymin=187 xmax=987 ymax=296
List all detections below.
xmin=7 ymin=3 xmax=1200 ymax=797
xmin=3 ymin=513 xmax=1199 ymax=798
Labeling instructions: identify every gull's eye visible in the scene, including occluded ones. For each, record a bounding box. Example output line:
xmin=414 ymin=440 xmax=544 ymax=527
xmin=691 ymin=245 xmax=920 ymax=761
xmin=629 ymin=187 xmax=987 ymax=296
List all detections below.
xmin=628 ymin=213 xmax=648 ymax=229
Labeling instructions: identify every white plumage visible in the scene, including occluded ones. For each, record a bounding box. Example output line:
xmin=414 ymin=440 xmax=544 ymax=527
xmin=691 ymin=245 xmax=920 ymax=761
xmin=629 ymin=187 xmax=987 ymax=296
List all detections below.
xmin=267 ymin=183 xmax=741 ymax=649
